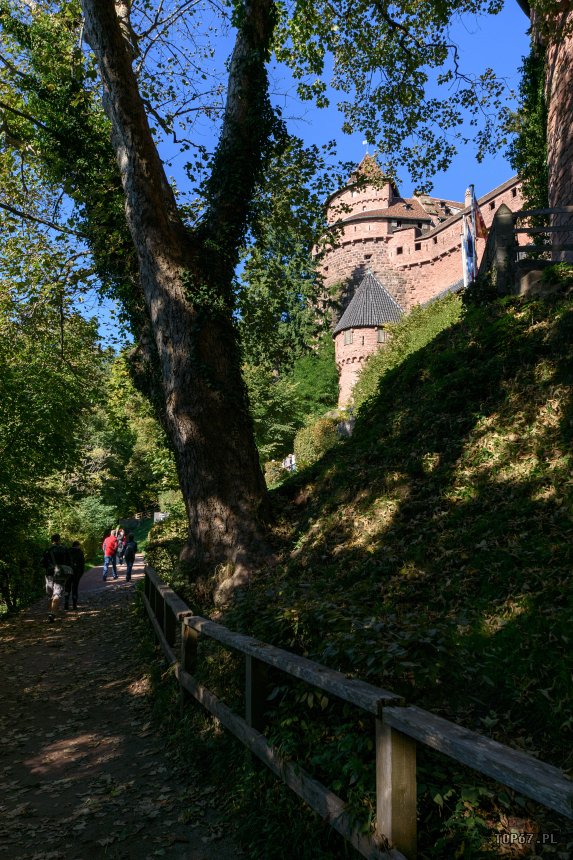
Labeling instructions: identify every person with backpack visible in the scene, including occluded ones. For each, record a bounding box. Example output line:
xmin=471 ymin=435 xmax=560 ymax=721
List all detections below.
xmin=65 ymin=540 xmax=85 ymax=610
xmin=117 ymin=528 xmax=126 ymax=564
xmin=123 ymin=533 xmax=138 ymax=582
xmin=41 ymin=534 xmax=73 ymax=621
xmin=102 ymin=529 xmax=119 ymax=581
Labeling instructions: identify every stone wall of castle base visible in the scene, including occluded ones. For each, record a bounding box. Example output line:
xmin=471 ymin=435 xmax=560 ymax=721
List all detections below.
xmin=547 ymin=19 xmax=573 ymax=261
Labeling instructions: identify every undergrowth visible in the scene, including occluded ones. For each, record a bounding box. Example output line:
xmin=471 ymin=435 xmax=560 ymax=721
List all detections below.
xmin=144 ymin=291 xmax=573 ymax=858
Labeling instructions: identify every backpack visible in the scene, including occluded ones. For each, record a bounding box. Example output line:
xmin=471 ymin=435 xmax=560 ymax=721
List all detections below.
xmin=50 ymin=550 xmax=74 ymax=585
xmin=124 ymin=540 xmax=137 ymax=562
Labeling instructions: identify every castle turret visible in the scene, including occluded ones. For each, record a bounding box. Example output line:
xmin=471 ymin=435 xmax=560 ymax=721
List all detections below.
xmin=333 ymin=271 xmax=403 ymax=407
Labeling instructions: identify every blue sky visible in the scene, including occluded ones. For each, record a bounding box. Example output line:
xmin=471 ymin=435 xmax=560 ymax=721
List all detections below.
xmin=99 ymin=1 xmax=531 ymax=343
xmin=271 ymin=1 xmax=531 ymax=202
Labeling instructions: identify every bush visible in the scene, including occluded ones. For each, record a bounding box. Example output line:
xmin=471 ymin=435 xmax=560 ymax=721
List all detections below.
xmin=51 ymin=496 xmax=117 ymax=561
xmin=293 ymin=415 xmax=339 ymax=469
xmin=264 ymin=460 xmax=289 ymax=486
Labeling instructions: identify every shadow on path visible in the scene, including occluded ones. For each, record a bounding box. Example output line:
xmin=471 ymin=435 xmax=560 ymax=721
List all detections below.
xmin=0 ymin=556 xmax=240 ymax=860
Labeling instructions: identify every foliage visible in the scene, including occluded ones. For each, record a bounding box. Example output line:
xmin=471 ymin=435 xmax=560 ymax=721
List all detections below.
xmin=47 ymin=496 xmax=117 ymax=562
xmin=506 ymin=40 xmax=549 ymax=212
xmin=352 ymin=293 xmax=463 ymax=410
xmin=540 ymin=262 xmax=573 ymax=290
xmin=264 ymin=459 xmax=290 ymax=487
xmin=288 ymin=335 xmax=339 ymax=419
xmin=275 ymin=0 xmax=509 ymax=188
xmin=293 ymin=414 xmax=339 ymax=470
xmin=243 ymin=363 xmax=302 ymax=463
xmin=238 ymin=136 xmax=340 ymax=372
xmin=244 ymin=336 xmax=338 ymax=467
xmin=0 ymin=236 xmax=104 ymax=611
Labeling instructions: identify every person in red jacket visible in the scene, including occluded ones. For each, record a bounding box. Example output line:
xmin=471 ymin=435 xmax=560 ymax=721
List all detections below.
xmin=102 ymin=529 xmax=119 ymax=581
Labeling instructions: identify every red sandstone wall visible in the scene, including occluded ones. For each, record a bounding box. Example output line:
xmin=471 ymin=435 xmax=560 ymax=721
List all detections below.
xmin=335 ymin=327 xmax=383 ymax=407
xmin=320 ymin=177 xmax=524 ymax=312
xmin=327 ymin=182 xmax=394 ymax=222
xmin=546 ymin=14 xmax=573 ymax=260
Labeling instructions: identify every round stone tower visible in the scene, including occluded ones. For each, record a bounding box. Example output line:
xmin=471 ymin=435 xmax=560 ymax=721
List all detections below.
xmin=333 ymin=271 xmax=403 ymax=407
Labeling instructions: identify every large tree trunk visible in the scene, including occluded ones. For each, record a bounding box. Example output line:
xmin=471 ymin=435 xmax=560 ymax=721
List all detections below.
xmin=81 ymin=0 xmax=276 ymax=578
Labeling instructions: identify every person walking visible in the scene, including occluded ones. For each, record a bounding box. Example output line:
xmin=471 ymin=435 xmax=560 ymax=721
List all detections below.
xmin=123 ymin=534 xmax=138 ymax=582
xmin=102 ymin=530 xmax=119 ymax=581
xmin=65 ymin=540 xmax=85 ymax=610
xmin=42 ymin=534 xmax=73 ymax=621
xmin=117 ymin=528 xmax=126 ymax=565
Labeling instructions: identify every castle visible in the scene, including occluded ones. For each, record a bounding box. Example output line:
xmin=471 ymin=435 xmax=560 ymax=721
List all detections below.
xmin=320 ymin=156 xmax=524 ymax=406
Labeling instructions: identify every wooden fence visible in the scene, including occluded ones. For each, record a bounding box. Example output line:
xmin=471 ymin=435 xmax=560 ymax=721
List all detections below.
xmin=143 ymin=566 xmax=573 ymax=860
xmin=478 ymin=204 xmax=573 ymax=294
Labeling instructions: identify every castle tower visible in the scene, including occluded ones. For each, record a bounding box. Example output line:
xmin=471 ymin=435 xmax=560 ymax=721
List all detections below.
xmin=333 ymin=271 xmax=403 ymax=407
xmin=319 ymin=155 xmax=465 ymax=317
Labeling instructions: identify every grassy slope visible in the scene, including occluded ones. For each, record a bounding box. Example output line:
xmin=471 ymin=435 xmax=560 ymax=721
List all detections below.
xmin=148 ymin=291 xmax=573 ymax=857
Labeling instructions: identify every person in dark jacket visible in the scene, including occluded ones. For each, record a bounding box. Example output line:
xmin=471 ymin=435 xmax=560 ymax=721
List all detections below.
xmin=41 ymin=534 xmax=72 ymax=621
xmin=123 ymin=534 xmax=138 ymax=582
xmin=65 ymin=541 xmax=85 ymax=610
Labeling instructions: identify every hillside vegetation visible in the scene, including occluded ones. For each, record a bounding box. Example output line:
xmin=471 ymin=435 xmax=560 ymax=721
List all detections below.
xmin=147 ymin=285 xmax=573 ymax=858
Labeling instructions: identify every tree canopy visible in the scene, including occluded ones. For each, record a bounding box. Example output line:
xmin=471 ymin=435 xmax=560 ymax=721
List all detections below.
xmin=0 ymin=0 xmax=542 ymax=579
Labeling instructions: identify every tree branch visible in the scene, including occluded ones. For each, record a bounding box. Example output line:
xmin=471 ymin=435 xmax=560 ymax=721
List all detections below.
xmin=200 ymin=0 xmax=278 ymax=272
xmin=0 ymin=200 xmax=85 ymax=236
xmin=81 ymin=0 xmax=188 ymax=263
xmin=0 ymin=98 xmax=53 ymax=134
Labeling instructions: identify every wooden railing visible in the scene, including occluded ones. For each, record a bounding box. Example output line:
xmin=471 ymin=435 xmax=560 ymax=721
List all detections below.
xmin=478 ymin=204 xmax=573 ymax=294
xmin=143 ymin=566 xmax=573 ymax=860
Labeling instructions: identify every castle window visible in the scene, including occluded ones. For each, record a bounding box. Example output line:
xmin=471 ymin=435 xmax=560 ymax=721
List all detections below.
xmin=364 ymin=254 xmax=372 ymax=260
xmin=512 ymin=187 xmax=517 ymax=198
xmin=415 ymin=242 xmax=421 ymax=251
xmin=360 ymin=335 xmax=365 ymax=345
xmin=344 ymin=330 xmax=353 ymax=345
xmin=377 ymin=328 xmax=389 ymax=343
xmin=433 ymin=237 xmax=438 ymax=244
xmin=489 ymin=200 xmax=495 ymax=210
xmin=396 ymin=246 xmax=403 ymax=255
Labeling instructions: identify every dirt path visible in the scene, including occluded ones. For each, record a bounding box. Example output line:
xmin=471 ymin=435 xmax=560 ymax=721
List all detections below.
xmin=0 ymin=557 xmax=241 ymax=860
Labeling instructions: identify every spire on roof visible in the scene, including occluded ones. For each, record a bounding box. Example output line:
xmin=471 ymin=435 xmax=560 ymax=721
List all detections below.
xmin=333 ymin=272 xmax=403 ymax=334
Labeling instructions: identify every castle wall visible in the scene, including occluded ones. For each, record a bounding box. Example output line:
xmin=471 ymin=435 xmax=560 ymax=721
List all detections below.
xmin=546 ymin=15 xmax=573 ymax=259
xmin=327 ymin=182 xmax=395 ymax=222
xmin=320 ymin=177 xmax=524 ymax=313
xmin=335 ymin=327 xmax=384 ymax=407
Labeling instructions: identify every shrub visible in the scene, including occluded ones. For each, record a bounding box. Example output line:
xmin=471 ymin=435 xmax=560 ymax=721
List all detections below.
xmin=293 ymin=414 xmax=339 ymax=469
xmin=264 ymin=460 xmax=289 ymax=486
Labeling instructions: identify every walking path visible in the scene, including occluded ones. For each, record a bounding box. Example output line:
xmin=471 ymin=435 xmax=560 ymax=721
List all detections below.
xmin=0 ymin=556 xmax=240 ymax=860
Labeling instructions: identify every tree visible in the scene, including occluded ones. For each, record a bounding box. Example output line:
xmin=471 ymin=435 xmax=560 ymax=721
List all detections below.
xmin=0 ymin=233 xmax=103 ymax=610
xmin=1 ymin=0 xmax=547 ymax=584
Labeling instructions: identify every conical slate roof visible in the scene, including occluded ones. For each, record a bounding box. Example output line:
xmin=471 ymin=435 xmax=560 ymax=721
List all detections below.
xmin=333 ymin=272 xmax=404 ymax=334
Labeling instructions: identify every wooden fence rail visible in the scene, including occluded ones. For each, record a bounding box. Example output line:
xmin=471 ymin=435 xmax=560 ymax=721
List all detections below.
xmin=142 ymin=566 xmax=573 ymax=859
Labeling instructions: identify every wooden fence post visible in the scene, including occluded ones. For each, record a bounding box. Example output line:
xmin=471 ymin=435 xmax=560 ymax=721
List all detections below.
xmin=376 ymin=717 xmax=417 ymax=859
xmin=181 ymin=621 xmax=199 ymax=675
xmin=164 ymin=602 xmax=176 ymax=648
xmin=245 ymin=655 xmax=268 ymax=732
xmin=156 ymin=590 xmax=165 ymax=632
